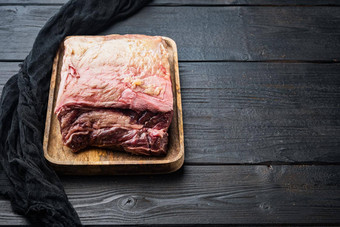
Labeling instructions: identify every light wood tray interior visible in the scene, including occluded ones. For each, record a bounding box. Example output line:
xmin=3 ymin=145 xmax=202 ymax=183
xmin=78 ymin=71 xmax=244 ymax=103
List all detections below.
xmin=43 ymin=35 xmax=184 ymax=175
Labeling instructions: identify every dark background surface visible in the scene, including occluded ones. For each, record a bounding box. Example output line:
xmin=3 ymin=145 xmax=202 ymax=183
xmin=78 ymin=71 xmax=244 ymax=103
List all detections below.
xmin=1 ymin=0 xmax=340 ymax=225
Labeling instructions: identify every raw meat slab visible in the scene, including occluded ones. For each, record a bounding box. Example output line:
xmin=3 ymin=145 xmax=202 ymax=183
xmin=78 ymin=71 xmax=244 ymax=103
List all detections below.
xmin=43 ymin=35 xmax=184 ymax=175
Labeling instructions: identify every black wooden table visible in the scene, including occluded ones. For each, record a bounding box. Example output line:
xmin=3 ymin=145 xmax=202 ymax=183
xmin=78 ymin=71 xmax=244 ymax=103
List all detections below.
xmin=1 ymin=0 xmax=340 ymax=225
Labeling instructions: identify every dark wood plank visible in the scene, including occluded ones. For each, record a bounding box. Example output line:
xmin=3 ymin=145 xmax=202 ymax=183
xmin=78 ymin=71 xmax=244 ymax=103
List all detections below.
xmin=0 ymin=198 xmax=27 ymax=225
xmin=1 ymin=0 xmax=340 ymax=6
xmin=1 ymin=62 xmax=339 ymax=164
xmin=154 ymin=0 xmax=340 ymax=5
xmin=1 ymin=6 xmax=340 ymax=61
xmin=181 ymin=62 xmax=340 ymax=163
xmin=1 ymin=165 xmax=340 ymax=225
xmin=0 ymin=62 xmax=19 ymax=95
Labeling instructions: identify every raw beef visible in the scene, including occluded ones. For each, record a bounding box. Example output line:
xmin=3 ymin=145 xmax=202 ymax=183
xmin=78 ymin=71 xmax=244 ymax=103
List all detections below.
xmin=55 ymin=35 xmax=173 ymax=155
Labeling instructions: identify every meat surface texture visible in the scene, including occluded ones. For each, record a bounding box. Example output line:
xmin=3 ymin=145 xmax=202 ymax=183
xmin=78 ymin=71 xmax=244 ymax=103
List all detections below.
xmin=55 ymin=35 xmax=173 ymax=155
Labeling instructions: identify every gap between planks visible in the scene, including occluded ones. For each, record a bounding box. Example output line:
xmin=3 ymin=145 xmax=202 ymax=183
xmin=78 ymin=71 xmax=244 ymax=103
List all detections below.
xmin=1 ymin=60 xmax=340 ymax=63
xmin=1 ymin=2 xmax=340 ymax=7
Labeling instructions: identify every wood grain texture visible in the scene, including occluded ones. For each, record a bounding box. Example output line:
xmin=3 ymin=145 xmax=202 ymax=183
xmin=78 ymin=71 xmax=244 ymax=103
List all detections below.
xmin=1 ymin=6 xmax=340 ymax=61
xmin=153 ymin=0 xmax=340 ymax=5
xmin=1 ymin=1 xmax=339 ymax=226
xmin=1 ymin=0 xmax=340 ymax=6
xmin=1 ymin=62 xmax=339 ymax=164
xmin=0 ymin=62 xmax=20 ymax=95
xmin=0 ymin=198 xmax=27 ymax=225
xmin=1 ymin=165 xmax=340 ymax=225
xmin=181 ymin=62 xmax=340 ymax=163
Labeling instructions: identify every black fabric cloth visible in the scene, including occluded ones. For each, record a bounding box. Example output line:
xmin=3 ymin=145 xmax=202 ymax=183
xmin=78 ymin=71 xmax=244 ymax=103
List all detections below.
xmin=0 ymin=0 xmax=150 ymax=226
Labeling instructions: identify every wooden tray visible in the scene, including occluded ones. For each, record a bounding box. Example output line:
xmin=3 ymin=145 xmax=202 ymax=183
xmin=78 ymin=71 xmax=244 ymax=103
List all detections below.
xmin=43 ymin=35 xmax=184 ymax=175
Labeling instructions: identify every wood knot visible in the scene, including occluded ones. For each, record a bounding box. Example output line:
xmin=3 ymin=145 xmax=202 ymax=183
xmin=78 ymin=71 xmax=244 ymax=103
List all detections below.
xmin=259 ymin=202 xmax=272 ymax=212
xmin=119 ymin=196 xmax=137 ymax=210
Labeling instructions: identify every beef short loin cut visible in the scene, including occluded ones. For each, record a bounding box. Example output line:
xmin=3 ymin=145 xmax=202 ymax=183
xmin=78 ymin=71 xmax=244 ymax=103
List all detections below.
xmin=54 ymin=35 xmax=173 ymax=155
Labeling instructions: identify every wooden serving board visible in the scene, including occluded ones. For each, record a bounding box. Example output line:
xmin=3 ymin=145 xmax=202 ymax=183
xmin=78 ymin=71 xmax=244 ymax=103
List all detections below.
xmin=43 ymin=36 xmax=184 ymax=175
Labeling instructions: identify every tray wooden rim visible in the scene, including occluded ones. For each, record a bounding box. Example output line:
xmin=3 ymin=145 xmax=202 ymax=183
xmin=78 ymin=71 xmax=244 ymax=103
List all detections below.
xmin=43 ymin=35 xmax=184 ymax=174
